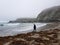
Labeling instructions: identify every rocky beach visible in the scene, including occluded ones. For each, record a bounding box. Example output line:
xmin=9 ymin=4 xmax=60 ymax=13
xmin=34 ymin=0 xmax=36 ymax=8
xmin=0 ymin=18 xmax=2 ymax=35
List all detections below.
xmin=0 ymin=0 xmax=60 ymax=45
xmin=0 ymin=23 xmax=60 ymax=45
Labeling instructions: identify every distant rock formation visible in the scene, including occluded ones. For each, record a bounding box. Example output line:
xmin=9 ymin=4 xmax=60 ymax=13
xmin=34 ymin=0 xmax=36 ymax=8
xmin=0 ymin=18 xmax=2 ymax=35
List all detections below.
xmin=37 ymin=6 xmax=60 ymax=22
xmin=9 ymin=18 xmax=37 ymax=23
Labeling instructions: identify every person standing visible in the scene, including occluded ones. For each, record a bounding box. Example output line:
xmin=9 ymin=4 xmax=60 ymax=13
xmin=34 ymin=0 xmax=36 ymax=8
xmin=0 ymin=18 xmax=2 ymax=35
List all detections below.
xmin=33 ymin=24 xmax=36 ymax=32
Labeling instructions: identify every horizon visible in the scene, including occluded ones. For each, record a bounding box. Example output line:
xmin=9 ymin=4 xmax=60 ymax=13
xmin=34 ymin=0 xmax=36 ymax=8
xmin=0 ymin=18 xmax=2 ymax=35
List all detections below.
xmin=0 ymin=0 xmax=60 ymax=21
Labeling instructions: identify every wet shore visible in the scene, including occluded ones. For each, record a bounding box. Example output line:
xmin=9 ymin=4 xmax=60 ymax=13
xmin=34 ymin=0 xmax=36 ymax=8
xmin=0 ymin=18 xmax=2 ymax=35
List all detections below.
xmin=0 ymin=23 xmax=60 ymax=45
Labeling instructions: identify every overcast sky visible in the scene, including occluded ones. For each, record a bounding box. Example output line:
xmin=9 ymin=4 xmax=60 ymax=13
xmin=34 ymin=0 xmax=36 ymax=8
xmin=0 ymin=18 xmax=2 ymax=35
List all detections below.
xmin=0 ymin=0 xmax=60 ymax=21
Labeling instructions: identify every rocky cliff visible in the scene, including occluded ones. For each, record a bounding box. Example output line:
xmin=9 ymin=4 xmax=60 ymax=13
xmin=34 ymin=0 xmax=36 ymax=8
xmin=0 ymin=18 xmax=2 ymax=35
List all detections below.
xmin=37 ymin=6 xmax=60 ymax=22
xmin=9 ymin=18 xmax=37 ymax=23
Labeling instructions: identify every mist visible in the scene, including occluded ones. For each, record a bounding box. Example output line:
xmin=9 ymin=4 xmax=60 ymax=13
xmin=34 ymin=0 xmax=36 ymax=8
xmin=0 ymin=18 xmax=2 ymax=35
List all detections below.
xmin=0 ymin=0 xmax=60 ymax=21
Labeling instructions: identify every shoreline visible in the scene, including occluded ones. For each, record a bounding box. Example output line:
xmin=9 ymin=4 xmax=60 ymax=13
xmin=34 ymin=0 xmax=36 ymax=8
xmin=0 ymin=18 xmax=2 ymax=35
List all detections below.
xmin=0 ymin=23 xmax=47 ymax=37
xmin=0 ymin=23 xmax=60 ymax=37
xmin=0 ymin=23 xmax=59 ymax=37
xmin=0 ymin=23 xmax=60 ymax=45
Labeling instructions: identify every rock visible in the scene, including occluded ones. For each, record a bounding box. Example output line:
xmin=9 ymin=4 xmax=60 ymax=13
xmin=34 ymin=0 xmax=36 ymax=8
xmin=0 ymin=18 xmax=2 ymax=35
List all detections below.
xmin=57 ymin=31 xmax=60 ymax=40
xmin=51 ymin=43 xmax=59 ymax=45
xmin=9 ymin=40 xmax=28 ymax=45
xmin=47 ymin=34 xmax=55 ymax=38
xmin=40 ymin=43 xmax=45 ymax=45
xmin=37 ymin=6 xmax=60 ymax=22
xmin=30 ymin=34 xmax=40 ymax=38
xmin=0 ymin=41 xmax=3 ymax=45
xmin=42 ymin=36 xmax=50 ymax=40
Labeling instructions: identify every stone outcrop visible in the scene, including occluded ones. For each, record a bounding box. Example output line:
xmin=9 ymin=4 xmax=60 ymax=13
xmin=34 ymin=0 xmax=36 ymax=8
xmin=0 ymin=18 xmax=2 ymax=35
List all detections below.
xmin=9 ymin=18 xmax=37 ymax=23
xmin=37 ymin=6 xmax=60 ymax=22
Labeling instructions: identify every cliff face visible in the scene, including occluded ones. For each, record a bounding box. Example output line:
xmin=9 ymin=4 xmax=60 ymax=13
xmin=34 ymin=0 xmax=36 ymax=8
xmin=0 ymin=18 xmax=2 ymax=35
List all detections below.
xmin=9 ymin=18 xmax=37 ymax=23
xmin=37 ymin=6 xmax=60 ymax=22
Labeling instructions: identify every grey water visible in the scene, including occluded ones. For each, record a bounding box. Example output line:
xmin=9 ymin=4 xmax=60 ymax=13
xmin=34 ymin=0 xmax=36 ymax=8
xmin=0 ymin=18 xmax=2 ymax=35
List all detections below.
xmin=0 ymin=21 xmax=47 ymax=37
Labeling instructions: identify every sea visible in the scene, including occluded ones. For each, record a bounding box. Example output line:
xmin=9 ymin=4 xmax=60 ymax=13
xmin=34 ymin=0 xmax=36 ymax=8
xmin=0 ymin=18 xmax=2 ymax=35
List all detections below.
xmin=0 ymin=21 xmax=47 ymax=37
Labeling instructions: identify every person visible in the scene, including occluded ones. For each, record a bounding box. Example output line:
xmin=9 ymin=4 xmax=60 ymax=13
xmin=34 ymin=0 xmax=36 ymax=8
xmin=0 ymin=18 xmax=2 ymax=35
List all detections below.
xmin=33 ymin=24 xmax=36 ymax=32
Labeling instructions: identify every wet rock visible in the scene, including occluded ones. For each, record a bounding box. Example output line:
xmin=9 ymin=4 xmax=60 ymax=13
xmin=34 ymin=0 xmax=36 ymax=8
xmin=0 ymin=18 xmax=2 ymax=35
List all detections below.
xmin=51 ymin=43 xmax=59 ymax=45
xmin=40 ymin=43 xmax=45 ymax=45
xmin=9 ymin=40 xmax=28 ymax=45
xmin=0 ymin=41 xmax=3 ymax=45
xmin=42 ymin=36 xmax=50 ymax=40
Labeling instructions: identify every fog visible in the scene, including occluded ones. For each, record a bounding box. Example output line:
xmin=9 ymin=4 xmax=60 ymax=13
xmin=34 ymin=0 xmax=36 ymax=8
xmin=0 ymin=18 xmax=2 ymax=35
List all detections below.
xmin=0 ymin=0 xmax=60 ymax=21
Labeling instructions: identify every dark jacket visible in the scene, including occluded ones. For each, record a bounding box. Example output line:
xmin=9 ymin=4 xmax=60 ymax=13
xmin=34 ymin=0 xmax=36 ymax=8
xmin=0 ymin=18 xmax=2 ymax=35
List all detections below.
xmin=34 ymin=24 xmax=36 ymax=30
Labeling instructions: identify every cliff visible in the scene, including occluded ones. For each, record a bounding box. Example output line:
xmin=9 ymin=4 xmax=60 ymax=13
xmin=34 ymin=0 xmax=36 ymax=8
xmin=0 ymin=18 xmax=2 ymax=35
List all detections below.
xmin=9 ymin=18 xmax=37 ymax=23
xmin=37 ymin=6 xmax=60 ymax=22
